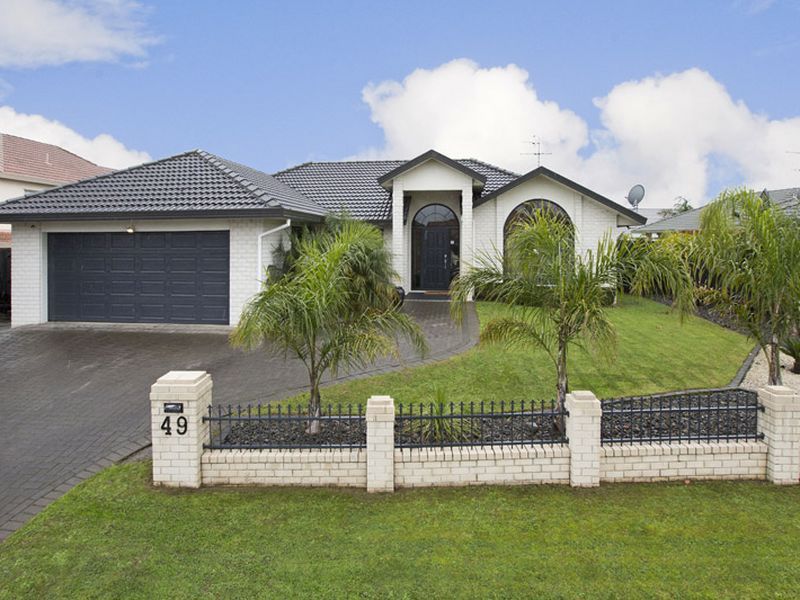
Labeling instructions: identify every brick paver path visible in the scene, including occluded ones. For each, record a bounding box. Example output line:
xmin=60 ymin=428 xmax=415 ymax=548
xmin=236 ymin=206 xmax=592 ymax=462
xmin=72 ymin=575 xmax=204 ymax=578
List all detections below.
xmin=0 ymin=301 xmax=476 ymax=540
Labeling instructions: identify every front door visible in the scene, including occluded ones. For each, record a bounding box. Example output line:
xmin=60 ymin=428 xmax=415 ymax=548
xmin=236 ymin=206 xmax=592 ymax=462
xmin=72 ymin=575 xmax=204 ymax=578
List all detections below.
xmin=420 ymin=228 xmax=451 ymax=290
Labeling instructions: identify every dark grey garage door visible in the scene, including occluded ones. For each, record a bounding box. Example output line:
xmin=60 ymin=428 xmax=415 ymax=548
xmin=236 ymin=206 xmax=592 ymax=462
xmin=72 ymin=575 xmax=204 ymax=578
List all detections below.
xmin=48 ymin=231 xmax=229 ymax=324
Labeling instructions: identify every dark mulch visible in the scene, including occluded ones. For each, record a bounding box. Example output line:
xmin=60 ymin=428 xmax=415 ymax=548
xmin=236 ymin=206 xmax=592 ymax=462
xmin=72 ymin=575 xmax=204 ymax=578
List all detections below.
xmin=394 ymin=411 xmax=565 ymax=446
xmin=216 ymin=406 xmax=568 ymax=448
xmin=651 ymin=294 xmax=745 ymax=333
xmin=221 ymin=419 xmax=366 ymax=448
xmin=601 ymin=388 xmax=760 ymax=443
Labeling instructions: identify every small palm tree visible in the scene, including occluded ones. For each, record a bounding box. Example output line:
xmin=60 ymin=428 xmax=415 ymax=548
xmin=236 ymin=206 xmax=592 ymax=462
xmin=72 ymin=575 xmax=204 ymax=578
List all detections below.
xmin=451 ymin=210 xmax=693 ymax=410
xmin=695 ymin=189 xmax=800 ymax=385
xmin=231 ymin=217 xmax=427 ymax=432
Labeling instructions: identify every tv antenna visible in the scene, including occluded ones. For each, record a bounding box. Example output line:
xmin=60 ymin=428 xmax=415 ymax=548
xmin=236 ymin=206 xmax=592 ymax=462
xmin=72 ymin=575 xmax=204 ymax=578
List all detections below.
xmin=626 ymin=184 xmax=645 ymax=212
xmin=522 ymin=135 xmax=552 ymax=167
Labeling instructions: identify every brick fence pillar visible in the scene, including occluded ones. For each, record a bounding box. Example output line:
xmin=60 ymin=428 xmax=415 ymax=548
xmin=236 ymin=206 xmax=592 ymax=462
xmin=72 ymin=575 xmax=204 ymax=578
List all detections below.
xmin=565 ymin=390 xmax=602 ymax=488
xmin=366 ymin=395 xmax=395 ymax=493
xmin=150 ymin=371 xmax=211 ymax=488
xmin=759 ymin=385 xmax=800 ymax=485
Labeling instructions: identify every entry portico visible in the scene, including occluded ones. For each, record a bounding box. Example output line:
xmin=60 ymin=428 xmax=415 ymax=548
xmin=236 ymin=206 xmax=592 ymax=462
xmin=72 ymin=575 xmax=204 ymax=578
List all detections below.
xmin=379 ymin=150 xmax=483 ymax=292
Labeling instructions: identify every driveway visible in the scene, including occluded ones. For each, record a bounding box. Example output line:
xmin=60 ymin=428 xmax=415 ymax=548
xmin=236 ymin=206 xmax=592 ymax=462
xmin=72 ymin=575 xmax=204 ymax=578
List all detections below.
xmin=0 ymin=301 xmax=477 ymax=540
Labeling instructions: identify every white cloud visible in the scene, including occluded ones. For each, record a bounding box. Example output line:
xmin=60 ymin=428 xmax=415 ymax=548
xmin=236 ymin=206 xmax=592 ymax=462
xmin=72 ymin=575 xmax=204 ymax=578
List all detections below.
xmin=0 ymin=105 xmax=150 ymax=168
xmin=358 ymin=59 xmax=800 ymax=207
xmin=0 ymin=0 xmax=159 ymax=68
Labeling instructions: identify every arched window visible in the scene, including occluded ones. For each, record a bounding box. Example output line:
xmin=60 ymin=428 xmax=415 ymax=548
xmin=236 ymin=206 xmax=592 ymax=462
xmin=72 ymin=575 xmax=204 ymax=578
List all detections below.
xmin=503 ymin=199 xmax=572 ymax=241
xmin=503 ymin=199 xmax=574 ymax=263
xmin=411 ymin=204 xmax=459 ymax=290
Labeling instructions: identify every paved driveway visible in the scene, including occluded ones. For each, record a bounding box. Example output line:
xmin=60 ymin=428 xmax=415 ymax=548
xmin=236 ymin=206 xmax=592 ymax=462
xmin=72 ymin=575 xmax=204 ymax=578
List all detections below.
xmin=0 ymin=301 xmax=476 ymax=540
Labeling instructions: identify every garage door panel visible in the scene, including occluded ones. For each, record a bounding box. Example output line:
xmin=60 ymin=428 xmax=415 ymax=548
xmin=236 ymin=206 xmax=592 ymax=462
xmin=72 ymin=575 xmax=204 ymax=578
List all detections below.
xmin=140 ymin=256 xmax=166 ymax=272
xmin=140 ymin=232 xmax=167 ymax=249
xmin=48 ymin=231 xmax=229 ymax=324
xmin=110 ymin=257 xmax=136 ymax=273
xmin=79 ymin=257 xmax=106 ymax=273
xmin=110 ymin=234 xmax=135 ymax=249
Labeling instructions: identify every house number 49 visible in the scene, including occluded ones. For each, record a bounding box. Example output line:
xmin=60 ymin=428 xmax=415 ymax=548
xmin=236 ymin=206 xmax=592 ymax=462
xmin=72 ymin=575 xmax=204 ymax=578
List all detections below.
xmin=161 ymin=416 xmax=188 ymax=436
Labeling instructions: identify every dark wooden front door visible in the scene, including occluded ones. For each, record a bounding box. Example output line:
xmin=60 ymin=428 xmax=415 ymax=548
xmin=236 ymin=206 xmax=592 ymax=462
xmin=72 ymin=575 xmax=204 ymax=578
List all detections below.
xmin=420 ymin=228 xmax=451 ymax=290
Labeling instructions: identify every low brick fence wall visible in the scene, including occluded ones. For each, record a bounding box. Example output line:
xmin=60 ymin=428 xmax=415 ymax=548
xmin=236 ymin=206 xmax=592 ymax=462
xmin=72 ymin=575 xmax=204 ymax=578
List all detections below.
xmin=202 ymin=450 xmax=367 ymax=487
xmin=149 ymin=371 xmax=800 ymax=492
xmin=600 ymin=441 xmax=768 ymax=482
xmin=394 ymin=445 xmax=570 ymax=488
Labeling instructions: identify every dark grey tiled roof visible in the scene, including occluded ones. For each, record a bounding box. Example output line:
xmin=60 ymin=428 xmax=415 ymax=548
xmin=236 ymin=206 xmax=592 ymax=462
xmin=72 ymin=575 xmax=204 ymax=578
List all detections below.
xmin=274 ymin=159 xmax=519 ymax=221
xmin=0 ymin=150 xmax=326 ymax=221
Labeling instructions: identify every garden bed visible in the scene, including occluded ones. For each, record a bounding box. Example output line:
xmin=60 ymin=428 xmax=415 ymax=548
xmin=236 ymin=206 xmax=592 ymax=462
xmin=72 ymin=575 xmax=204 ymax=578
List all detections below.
xmin=601 ymin=387 xmax=760 ymax=443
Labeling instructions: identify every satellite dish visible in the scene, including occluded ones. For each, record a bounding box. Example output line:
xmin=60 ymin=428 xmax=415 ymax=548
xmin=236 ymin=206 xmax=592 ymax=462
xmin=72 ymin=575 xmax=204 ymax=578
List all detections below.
xmin=626 ymin=184 xmax=645 ymax=210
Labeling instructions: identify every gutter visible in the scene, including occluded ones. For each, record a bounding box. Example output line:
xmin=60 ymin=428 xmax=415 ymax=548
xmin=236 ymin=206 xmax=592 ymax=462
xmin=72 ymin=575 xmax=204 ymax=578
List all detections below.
xmin=257 ymin=219 xmax=291 ymax=284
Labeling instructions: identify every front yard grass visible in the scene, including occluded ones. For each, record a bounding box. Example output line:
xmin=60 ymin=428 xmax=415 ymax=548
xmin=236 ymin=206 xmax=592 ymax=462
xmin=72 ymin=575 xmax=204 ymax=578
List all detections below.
xmin=292 ymin=295 xmax=752 ymax=406
xmin=2 ymin=461 xmax=799 ymax=598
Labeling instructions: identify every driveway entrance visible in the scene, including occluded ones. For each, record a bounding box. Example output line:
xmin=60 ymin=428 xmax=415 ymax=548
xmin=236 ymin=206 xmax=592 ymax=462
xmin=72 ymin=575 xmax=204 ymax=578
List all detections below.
xmin=0 ymin=301 xmax=477 ymax=540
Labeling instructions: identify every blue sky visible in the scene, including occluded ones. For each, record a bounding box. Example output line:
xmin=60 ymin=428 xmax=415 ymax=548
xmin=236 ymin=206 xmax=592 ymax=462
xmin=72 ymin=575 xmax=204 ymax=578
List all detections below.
xmin=1 ymin=0 xmax=799 ymax=206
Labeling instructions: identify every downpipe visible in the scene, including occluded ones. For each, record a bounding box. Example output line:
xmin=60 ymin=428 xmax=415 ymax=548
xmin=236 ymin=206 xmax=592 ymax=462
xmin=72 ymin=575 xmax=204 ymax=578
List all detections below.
xmin=256 ymin=219 xmax=291 ymax=284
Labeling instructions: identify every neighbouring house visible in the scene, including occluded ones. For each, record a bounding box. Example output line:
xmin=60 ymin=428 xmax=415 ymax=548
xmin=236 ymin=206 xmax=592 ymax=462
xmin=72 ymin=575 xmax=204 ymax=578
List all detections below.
xmin=633 ymin=187 xmax=800 ymax=236
xmin=0 ymin=148 xmax=644 ymax=327
xmin=0 ymin=133 xmax=113 ymax=318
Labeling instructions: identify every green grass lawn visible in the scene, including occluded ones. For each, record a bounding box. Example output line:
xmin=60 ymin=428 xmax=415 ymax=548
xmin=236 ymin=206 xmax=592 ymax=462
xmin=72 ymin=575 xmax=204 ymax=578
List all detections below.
xmin=2 ymin=461 xmax=799 ymax=599
xmin=291 ymin=296 xmax=752 ymax=406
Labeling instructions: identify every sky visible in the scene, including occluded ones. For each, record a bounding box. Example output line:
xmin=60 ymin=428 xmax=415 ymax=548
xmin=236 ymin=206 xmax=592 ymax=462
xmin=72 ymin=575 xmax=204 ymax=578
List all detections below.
xmin=0 ymin=0 xmax=799 ymax=208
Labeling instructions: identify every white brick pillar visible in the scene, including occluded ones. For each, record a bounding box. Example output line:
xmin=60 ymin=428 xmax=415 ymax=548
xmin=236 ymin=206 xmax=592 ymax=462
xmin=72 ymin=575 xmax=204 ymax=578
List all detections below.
xmin=150 ymin=371 xmax=212 ymax=488
xmin=391 ymin=181 xmax=405 ymax=287
xmin=366 ymin=395 xmax=395 ymax=492
xmin=759 ymin=385 xmax=800 ymax=485
xmin=565 ymin=390 xmax=602 ymax=487
xmin=460 ymin=184 xmax=473 ymax=279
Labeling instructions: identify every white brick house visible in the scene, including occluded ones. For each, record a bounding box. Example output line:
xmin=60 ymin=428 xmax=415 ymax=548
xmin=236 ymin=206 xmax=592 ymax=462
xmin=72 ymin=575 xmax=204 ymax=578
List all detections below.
xmin=0 ymin=148 xmax=644 ymax=328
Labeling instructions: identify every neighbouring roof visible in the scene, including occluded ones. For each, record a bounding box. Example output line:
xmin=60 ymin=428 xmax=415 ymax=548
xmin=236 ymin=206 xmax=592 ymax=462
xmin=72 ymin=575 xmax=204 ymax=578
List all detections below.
xmin=0 ymin=133 xmax=112 ymax=184
xmin=0 ymin=150 xmax=327 ymax=222
xmin=763 ymin=187 xmax=800 ymax=219
xmin=634 ymin=206 xmax=704 ymax=233
xmin=634 ymin=187 xmax=800 ymax=234
xmin=474 ymin=166 xmax=646 ymax=225
xmin=274 ymin=158 xmax=519 ymax=221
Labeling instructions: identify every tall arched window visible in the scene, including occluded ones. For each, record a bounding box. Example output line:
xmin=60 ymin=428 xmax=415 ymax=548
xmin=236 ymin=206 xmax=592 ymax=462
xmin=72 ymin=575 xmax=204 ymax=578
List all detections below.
xmin=411 ymin=204 xmax=459 ymax=290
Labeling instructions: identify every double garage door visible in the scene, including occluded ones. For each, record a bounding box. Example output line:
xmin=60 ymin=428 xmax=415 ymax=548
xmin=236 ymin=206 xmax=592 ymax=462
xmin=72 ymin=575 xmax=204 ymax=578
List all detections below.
xmin=48 ymin=231 xmax=230 ymax=324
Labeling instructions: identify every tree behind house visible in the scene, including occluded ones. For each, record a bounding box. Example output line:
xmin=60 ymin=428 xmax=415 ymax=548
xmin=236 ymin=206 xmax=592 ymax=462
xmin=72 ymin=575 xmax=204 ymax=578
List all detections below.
xmin=231 ymin=218 xmax=427 ymax=432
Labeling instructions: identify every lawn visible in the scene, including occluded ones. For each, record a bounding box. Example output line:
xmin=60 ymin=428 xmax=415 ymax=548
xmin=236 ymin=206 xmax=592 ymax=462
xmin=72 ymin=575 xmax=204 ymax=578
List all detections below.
xmin=2 ymin=461 xmax=799 ymax=599
xmin=290 ymin=296 xmax=753 ymax=406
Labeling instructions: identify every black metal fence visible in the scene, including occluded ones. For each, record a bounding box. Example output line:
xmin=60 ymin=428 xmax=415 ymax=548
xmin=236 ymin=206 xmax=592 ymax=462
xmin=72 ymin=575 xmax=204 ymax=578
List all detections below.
xmin=203 ymin=403 xmax=366 ymax=450
xmin=601 ymin=388 xmax=763 ymax=445
xmin=395 ymin=400 xmax=568 ymax=449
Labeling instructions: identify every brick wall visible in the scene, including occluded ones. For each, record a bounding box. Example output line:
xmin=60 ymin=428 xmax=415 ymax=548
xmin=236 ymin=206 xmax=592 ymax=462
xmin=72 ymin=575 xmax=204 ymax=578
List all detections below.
xmin=9 ymin=223 xmax=45 ymax=326
xmin=202 ymin=450 xmax=366 ymax=487
xmin=601 ymin=442 xmax=768 ymax=482
xmin=152 ymin=374 xmax=800 ymax=491
xmin=394 ymin=445 xmax=570 ymax=488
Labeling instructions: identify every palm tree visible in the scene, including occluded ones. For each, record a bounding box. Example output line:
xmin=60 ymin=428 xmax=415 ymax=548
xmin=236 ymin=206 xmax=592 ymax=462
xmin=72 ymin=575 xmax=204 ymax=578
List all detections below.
xmin=451 ymin=210 xmax=693 ymax=410
xmin=695 ymin=188 xmax=800 ymax=385
xmin=231 ymin=218 xmax=427 ymax=432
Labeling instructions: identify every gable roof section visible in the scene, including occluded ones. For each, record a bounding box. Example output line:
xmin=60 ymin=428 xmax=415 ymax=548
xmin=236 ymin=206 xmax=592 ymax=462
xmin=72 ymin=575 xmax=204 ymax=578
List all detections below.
xmin=0 ymin=149 xmax=326 ymax=222
xmin=376 ymin=149 xmax=487 ymax=186
xmin=475 ymin=165 xmax=646 ymax=224
xmin=274 ymin=158 xmax=518 ymax=221
xmin=0 ymin=133 xmax=112 ymax=184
